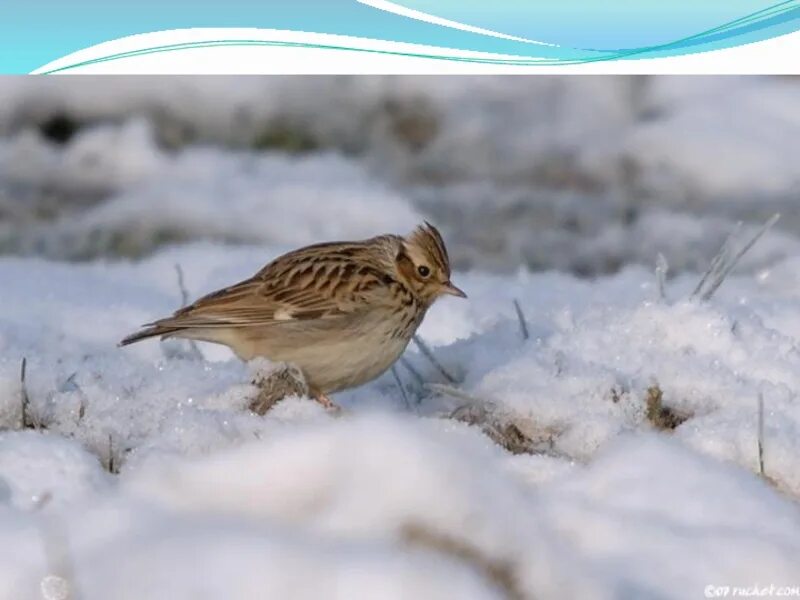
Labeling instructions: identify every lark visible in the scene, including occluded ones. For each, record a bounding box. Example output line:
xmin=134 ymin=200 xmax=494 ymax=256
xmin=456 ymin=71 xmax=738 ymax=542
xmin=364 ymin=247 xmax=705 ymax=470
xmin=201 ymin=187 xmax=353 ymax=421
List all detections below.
xmin=120 ymin=223 xmax=465 ymax=408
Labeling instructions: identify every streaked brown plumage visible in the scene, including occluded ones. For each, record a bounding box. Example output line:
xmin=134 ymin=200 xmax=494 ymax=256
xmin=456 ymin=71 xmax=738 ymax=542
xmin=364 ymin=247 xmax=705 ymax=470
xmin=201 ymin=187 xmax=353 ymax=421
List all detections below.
xmin=120 ymin=222 xmax=465 ymax=407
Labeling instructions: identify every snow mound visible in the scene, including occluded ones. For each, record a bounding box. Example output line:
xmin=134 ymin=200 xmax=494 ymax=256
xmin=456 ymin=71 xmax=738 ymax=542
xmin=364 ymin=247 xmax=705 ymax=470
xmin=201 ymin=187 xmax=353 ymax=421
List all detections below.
xmin=0 ymin=431 xmax=109 ymax=511
xmin=0 ymin=415 xmax=798 ymax=599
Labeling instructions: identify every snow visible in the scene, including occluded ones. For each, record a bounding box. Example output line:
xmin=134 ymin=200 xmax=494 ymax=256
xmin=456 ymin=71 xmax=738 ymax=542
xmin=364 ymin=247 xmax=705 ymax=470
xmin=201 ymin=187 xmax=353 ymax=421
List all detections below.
xmin=3 ymin=244 xmax=800 ymax=598
xmin=0 ymin=431 xmax=110 ymax=511
xmin=2 ymin=76 xmax=800 ymax=598
xmin=3 ymin=76 xmax=800 ymax=270
xmin=0 ymin=119 xmax=423 ymax=260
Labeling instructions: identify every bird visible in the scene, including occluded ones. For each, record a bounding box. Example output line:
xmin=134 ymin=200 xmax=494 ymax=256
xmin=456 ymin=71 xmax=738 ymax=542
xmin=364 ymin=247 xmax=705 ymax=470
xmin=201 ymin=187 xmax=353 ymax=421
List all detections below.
xmin=120 ymin=222 xmax=466 ymax=409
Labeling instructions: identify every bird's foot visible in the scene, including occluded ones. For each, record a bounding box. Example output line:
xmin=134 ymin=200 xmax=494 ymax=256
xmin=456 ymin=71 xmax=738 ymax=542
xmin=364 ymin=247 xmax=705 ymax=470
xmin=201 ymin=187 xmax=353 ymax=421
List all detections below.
xmin=312 ymin=390 xmax=342 ymax=414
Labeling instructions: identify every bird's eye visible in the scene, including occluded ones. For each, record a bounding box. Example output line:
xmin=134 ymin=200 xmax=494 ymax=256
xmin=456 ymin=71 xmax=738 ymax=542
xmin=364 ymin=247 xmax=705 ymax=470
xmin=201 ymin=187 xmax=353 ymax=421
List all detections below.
xmin=417 ymin=265 xmax=431 ymax=278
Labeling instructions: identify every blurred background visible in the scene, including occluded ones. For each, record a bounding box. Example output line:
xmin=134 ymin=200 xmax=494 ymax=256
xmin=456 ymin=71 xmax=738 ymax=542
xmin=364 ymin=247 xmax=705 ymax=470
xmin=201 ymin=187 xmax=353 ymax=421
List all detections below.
xmin=0 ymin=75 xmax=798 ymax=276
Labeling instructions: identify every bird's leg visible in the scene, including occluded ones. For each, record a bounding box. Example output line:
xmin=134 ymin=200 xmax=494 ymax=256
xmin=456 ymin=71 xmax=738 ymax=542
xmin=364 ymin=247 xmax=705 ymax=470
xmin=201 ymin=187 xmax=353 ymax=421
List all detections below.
xmin=310 ymin=388 xmax=340 ymax=411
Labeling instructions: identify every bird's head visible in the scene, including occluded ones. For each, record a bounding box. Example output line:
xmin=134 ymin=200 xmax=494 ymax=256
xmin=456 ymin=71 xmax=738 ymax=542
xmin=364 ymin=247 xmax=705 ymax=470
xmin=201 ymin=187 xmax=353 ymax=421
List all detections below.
xmin=396 ymin=222 xmax=466 ymax=305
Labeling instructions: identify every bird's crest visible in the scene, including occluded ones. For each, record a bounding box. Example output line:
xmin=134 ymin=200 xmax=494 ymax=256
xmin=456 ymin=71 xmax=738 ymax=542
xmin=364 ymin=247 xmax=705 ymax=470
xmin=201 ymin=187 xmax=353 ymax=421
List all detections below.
xmin=406 ymin=222 xmax=451 ymax=277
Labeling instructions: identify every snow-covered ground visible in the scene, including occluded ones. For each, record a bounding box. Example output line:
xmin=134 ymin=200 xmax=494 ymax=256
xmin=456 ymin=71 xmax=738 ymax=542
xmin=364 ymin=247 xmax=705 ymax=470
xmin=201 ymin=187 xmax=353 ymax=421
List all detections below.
xmin=2 ymin=76 xmax=800 ymax=270
xmin=1 ymin=77 xmax=800 ymax=599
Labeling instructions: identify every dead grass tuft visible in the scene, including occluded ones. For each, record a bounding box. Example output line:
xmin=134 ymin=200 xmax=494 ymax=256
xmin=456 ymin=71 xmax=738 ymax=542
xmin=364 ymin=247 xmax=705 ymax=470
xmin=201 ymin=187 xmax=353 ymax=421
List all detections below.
xmin=249 ymin=363 xmax=309 ymax=415
xmin=253 ymin=121 xmax=320 ymax=154
xmin=452 ymin=403 xmax=550 ymax=456
xmin=434 ymin=386 xmax=562 ymax=457
xmin=645 ymin=385 xmax=690 ymax=431
xmin=402 ymin=523 xmax=523 ymax=600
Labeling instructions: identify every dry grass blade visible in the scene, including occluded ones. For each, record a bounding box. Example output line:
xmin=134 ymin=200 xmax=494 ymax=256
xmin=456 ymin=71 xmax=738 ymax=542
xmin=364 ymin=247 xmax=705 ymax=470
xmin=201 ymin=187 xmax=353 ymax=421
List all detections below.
xmin=19 ymin=357 xmax=30 ymax=428
xmin=512 ymin=299 xmax=529 ymax=340
xmin=705 ymin=213 xmax=780 ymax=301
xmin=106 ymin=434 xmax=117 ymax=474
xmin=391 ymin=365 xmax=411 ymax=411
xmin=412 ymin=334 xmax=457 ymax=383
xmin=702 ymin=214 xmax=780 ymax=301
xmin=655 ymin=253 xmax=668 ymax=301
xmin=59 ymin=373 xmax=88 ymax=423
xmin=174 ymin=263 xmax=191 ymax=306
xmin=692 ymin=214 xmax=780 ymax=302
xmin=18 ymin=357 xmax=44 ymax=430
xmin=757 ymin=393 xmax=765 ymax=476
xmin=691 ymin=222 xmax=741 ymax=299
xmin=173 ymin=263 xmax=203 ymax=360
xmin=399 ymin=357 xmax=425 ymax=386
xmin=426 ymin=383 xmax=484 ymax=405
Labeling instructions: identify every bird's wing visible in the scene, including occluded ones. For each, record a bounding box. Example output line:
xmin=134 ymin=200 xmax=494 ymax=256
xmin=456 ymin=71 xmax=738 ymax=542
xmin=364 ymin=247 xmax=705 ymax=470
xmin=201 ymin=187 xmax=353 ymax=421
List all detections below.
xmin=149 ymin=243 xmax=400 ymax=330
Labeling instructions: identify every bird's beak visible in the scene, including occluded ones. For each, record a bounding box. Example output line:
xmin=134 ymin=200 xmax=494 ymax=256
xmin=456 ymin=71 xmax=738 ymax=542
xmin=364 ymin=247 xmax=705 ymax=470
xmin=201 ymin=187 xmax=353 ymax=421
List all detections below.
xmin=441 ymin=281 xmax=467 ymax=298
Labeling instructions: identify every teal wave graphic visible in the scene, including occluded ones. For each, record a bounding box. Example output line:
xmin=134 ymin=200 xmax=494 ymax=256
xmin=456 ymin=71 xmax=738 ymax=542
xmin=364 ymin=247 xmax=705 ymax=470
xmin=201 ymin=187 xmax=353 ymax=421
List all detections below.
xmin=9 ymin=0 xmax=800 ymax=73
xmin=381 ymin=0 xmax=800 ymax=51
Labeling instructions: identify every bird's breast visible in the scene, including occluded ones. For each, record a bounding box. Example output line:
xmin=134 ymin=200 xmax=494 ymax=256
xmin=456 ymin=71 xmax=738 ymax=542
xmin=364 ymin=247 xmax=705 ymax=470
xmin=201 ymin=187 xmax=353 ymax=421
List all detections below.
xmin=244 ymin=305 xmax=421 ymax=394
